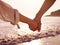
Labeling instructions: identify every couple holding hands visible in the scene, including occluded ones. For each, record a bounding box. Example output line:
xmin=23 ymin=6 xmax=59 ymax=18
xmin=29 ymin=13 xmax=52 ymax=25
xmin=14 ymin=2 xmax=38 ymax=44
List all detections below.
xmin=0 ymin=0 xmax=56 ymax=32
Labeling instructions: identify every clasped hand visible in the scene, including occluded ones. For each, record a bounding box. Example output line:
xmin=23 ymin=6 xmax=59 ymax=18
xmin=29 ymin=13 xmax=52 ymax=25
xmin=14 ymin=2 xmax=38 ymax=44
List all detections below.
xmin=29 ymin=19 xmax=41 ymax=32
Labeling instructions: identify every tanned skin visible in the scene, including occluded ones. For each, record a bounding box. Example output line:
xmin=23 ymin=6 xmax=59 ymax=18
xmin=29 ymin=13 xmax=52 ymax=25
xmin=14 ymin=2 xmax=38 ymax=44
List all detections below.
xmin=31 ymin=0 xmax=56 ymax=31
xmin=19 ymin=13 xmax=38 ymax=31
xmin=19 ymin=0 xmax=56 ymax=31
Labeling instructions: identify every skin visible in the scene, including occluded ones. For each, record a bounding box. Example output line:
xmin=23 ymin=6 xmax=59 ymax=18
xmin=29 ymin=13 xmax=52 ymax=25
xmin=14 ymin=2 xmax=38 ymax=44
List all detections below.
xmin=31 ymin=0 xmax=56 ymax=31
xmin=19 ymin=13 xmax=38 ymax=31
xmin=19 ymin=0 xmax=56 ymax=31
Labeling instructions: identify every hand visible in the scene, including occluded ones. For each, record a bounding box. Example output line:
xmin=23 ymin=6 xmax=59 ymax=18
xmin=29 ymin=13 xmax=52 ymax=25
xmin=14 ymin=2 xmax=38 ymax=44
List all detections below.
xmin=33 ymin=18 xmax=41 ymax=32
xmin=29 ymin=20 xmax=38 ymax=31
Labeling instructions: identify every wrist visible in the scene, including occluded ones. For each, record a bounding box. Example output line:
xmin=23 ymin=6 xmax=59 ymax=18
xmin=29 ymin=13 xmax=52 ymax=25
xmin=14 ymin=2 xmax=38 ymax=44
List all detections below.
xmin=34 ymin=17 xmax=41 ymax=22
xmin=35 ymin=16 xmax=42 ymax=21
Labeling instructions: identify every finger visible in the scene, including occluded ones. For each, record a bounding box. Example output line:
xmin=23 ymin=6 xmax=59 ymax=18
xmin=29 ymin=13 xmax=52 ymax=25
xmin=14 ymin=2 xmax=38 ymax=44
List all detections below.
xmin=37 ymin=23 xmax=41 ymax=32
xmin=29 ymin=26 xmax=37 ymax=31
xmin=36 ymin=26 xmax=40 ymax=32
xmin=37 ymin=26 xmax=41 ymax=32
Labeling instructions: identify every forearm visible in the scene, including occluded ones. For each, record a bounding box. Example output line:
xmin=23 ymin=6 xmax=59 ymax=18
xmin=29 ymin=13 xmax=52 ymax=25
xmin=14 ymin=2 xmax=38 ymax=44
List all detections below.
xmin=19 ymin=13 xmax=32 ymax=25
xmin=35 ymin=0 xmax=56 ymax=20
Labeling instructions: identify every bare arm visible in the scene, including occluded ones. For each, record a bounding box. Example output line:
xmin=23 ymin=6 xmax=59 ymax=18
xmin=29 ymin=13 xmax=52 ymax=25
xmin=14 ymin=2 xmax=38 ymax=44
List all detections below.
xmin=19 ymin=13 xmax=32 ymax=24
xmin=19 ymin=0 xmax=56 ymax=31
xmin=19 ymin=13 xmax=38 ymax=31
xmin=0 ymin=0 xmax=38 ymax=31
xmin=33 ymin=0 xmax=56 ymax=31
xmin=35 ymin=0 xmax=56 ymax=20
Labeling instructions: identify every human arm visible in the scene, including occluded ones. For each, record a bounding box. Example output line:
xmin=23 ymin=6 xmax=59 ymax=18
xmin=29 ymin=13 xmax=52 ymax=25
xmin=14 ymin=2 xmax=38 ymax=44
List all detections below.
xmin=34 ymin=0 xmax=56 ymax=31
xmin=35 ymin=0 xmax=56 ymax=19
xmin=19 ymin=13 xmax=38 ymax=31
